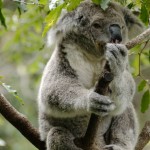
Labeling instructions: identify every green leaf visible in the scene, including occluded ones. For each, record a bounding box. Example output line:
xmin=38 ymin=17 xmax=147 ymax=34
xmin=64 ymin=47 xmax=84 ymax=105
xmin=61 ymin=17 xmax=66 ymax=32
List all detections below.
xmin=0 ymin=76 xmax=3 ymax=79
xmin=0 ymin=0 xmax=2 ymax=8
xmin=38 ymin=0 xmax=47 ymax=5
xmin=92 ymin=0 xmax=111 ymax=10
xmin=92 ymin=0 xmax=101 ymax=5
xmin=141 ymin=90 xmax=150 ymax=113
xmin=0 ymin=9 xmax=7 ymax=29
xmin=138 ymin=80 xmax=147 ymax=92
xmin=148 ymin=51 xmax=150 ymax=62
xmin=1 ymin=83 xmax=24 ymax=105
xmin=67 ymin=0 xmax=83 ymax=11
xmin=127 ymin=2 xmax=135 ymax=9
xmin=42 ymin=2 xmax=67 ymax=36
xmin=140 ymin=3 xmax=149 ymax=25
xmin=100 ymin=0 xmax=111 ymax=10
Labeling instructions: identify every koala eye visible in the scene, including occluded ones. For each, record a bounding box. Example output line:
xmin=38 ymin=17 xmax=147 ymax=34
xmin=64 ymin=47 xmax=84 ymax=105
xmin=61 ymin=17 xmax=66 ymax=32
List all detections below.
xmin=92 ymin=23 xmax=102 ymax=29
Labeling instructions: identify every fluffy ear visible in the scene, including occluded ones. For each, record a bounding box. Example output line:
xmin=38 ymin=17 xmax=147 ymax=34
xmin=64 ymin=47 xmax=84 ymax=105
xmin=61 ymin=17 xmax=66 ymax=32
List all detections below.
xmin=122 ymin=8 xmax=144 ymax=40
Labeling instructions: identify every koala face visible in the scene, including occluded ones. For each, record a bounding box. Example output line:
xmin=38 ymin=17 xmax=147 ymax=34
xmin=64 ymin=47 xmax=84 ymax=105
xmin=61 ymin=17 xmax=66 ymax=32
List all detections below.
xmin=74 ymin=2 xmax=128 ymax=45
xmin=51 ymin=1 xmax=143 ymax=57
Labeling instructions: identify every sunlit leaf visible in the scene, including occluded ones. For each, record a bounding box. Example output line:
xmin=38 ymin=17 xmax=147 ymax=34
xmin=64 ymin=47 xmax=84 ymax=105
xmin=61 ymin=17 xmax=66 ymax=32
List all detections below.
xmin=0 ymin=82 xmax=24 ymax=104
xmin=100 ymin=0 xmax=111 ymax=10
xmin=67 ymin=0 xmax=83 ymax=11
xmin=138 ymin=80 xmax=147 ymax=92
xmin=115 ymin=0 xmax=127 ymax=6
xmin=141 ymin=90 xmax=150 ymax=113
xmin=42 ymin=2 xmax=67 ymax=36
xmin=39 ymin=0 xmax=47 ymax=5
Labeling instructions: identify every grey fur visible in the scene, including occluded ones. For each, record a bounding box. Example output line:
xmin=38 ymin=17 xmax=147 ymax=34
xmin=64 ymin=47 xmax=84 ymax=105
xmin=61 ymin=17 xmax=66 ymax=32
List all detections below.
xmin=38 ymin=1 xmax=143 ymax=150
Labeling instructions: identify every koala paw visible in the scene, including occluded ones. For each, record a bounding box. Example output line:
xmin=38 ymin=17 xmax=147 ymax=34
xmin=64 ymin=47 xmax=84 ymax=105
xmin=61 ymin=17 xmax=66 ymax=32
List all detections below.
xmin=87 ymin=91 xmax=116 ymax=116
xmin=106 ymin=44 xmax=128 ymax=76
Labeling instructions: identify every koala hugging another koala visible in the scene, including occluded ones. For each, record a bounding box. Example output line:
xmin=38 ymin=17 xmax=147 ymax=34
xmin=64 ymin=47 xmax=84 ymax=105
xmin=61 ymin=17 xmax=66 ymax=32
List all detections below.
xmin=38 ymin=0 xmax=144 ymax=150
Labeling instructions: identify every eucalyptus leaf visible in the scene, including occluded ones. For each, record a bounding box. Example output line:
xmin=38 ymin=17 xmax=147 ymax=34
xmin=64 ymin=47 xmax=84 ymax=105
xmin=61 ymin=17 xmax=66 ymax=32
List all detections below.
xmin=141 ymin=90 xmax=150 ymax=113
xmin=42 ymin=2 xmax=67 ymax=36
xmin=138 ymin=80 xmax=147 ymax=92
xmin=0 ymin=9 xmax=7 ymax=29
xmin=0 ymin=0 xmax=2 ymax=8
xmin=39 ymin=0 xmax=47 ymax=5
xmin=140 ymin=3 xmax=149 ymax=25
xmin=1 ymin=83 xmax=24 ymax=105
xmin=67 ymin=0 xmax=83 ymax=11
xmin=100 ymin=0 xmax=111 ymax=10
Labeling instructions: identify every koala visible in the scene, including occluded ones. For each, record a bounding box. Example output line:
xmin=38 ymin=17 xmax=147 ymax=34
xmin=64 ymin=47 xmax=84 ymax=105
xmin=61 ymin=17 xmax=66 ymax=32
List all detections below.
xmin=38 ymin=1 xmax=144 ymax=150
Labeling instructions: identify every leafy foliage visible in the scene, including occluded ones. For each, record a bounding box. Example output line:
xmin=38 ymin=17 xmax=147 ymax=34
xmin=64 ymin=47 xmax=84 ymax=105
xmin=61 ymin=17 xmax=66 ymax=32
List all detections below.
xmin=141 ymin=90 xmax=150 ymax=113
xmin=43 ymin=2 xmax=67 ymax=36
xmin=140 ymin=3 xmax=149 ymax=25
xmin=0 ymin=81 xmax=24 ymax=104
xmin=0 ymin=0 xmax=7 ymax=28
xmin=138 ymin=80 xmax=147 ymax=92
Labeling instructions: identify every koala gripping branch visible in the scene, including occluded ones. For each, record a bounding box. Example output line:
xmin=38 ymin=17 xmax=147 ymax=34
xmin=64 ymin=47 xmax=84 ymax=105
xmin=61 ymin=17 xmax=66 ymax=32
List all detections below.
xmin=0 ymin=28 xmax=150 ymax=150
xmin=75 ymin=71 xmax=114 ymax=150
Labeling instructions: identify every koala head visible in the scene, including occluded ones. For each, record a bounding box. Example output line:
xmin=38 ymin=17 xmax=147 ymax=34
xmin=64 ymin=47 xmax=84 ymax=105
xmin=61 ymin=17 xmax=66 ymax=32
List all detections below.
xmin=48 ymin=1 xmax=143 ymax=56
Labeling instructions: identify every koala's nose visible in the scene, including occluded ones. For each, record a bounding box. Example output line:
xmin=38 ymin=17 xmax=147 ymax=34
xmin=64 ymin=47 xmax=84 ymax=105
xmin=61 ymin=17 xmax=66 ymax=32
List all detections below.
xmin=109 ymin=24 xmax=122 ymax=43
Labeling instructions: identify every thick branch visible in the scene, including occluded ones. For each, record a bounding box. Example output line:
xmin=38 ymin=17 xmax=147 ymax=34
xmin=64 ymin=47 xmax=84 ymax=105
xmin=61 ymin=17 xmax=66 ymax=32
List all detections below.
xmin=0 ymin=94 xmax=45 ymax=150
xmin=135 ymin=121 xmax=150 ymax=150
xmin=126 ymin=28 xmax=150 ymax=49
xmin=0 ymin=28 xmax=150 ymax=150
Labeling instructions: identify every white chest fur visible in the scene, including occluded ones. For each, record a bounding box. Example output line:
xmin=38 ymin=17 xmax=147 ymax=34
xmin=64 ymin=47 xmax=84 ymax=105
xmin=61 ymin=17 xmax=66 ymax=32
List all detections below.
xmin=63 ymin=44 xmax=106 ymax=89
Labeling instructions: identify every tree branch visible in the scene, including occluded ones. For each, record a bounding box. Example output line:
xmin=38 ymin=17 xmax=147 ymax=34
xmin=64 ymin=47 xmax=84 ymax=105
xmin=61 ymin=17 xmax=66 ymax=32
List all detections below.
xmin=126 ymin=28 xmax=150 ymax=49
xmin=135 ymin=121 xmax=150 ymax=150
xmin=0 ymin=94 xmax=45 ymax=150
xmin=0 ymin=28 xmax=150 ymax=150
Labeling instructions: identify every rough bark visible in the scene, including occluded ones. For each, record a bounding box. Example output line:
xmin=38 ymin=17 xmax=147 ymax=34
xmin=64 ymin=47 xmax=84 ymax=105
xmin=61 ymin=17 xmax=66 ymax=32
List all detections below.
xmin=0 ymin=94 xmax=45 ymax=150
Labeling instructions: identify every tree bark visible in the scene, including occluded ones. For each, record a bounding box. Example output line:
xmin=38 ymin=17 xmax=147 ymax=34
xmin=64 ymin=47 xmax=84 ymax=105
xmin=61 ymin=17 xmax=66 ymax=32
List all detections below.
xmin=0 ymin=94 xmax=45 ymax=150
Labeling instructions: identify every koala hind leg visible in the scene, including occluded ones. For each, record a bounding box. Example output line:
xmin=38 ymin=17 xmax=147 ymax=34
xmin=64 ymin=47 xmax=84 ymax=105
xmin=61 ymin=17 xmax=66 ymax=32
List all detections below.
xmin=47 ymin=127 xmax=82 ymax=150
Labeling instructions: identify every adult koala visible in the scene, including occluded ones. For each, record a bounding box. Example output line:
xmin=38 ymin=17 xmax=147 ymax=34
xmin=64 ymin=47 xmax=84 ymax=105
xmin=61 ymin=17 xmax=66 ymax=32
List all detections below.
xmin=38 ymin=0 xmax=143 ymax=150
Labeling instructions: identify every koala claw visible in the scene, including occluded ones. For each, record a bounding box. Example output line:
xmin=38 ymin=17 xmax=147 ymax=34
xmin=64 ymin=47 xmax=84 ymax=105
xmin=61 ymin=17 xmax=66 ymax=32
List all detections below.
xmin=88 ymin=92 xmax=116 ymax=116
xmin=106 ymin=44 xmax=128 ymax=76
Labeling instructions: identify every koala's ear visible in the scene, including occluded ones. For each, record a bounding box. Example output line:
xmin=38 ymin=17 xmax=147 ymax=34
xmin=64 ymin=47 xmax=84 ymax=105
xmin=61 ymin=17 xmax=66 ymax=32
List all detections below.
xmin=122 ymin=8 xmax=144 ymax=39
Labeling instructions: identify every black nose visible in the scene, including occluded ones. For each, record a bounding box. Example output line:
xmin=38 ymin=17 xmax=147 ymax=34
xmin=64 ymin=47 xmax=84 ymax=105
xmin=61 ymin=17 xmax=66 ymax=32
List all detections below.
xmin=109 ymin=24 xmax=122 ymax=43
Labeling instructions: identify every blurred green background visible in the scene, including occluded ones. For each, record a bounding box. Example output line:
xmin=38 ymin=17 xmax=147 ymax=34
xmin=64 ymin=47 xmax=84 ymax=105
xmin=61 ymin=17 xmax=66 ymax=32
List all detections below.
xmin=0 ymin=0 xmax=149 ymax=150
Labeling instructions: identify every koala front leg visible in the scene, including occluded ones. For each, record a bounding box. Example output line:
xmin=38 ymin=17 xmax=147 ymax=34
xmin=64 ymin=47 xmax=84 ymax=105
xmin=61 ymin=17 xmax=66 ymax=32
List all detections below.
xmin=47 ymin=127 xmax=83 ymax=150
xmin=106 ymin=44 xmax=135 ymax=115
